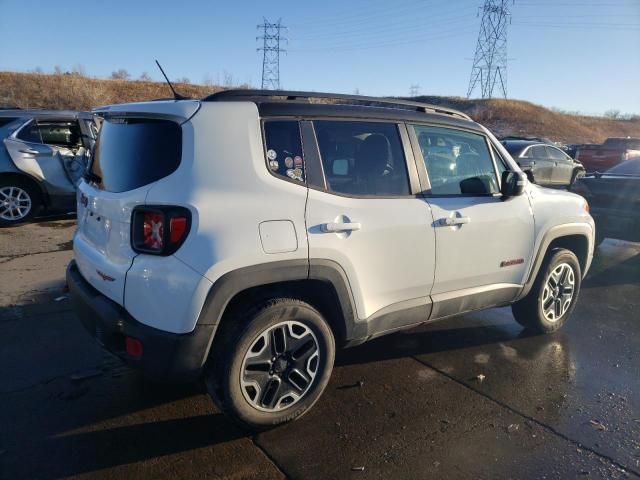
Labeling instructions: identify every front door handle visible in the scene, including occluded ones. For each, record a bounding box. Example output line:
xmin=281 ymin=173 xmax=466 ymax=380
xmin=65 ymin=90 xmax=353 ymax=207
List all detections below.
xmin=322 ymin=222 xmax=361 ymax=233
xmin=438 ymin=217 xmax=470 ymax=227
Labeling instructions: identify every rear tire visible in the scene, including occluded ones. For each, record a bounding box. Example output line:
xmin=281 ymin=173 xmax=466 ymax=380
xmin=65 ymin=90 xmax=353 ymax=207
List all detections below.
xmin=205 ymin=298 xmax=335 ymax=430
xmin=512 ymin=248 xmax=581 ymax=333
xmin=0 ymin=178 xmax=41 ymax=227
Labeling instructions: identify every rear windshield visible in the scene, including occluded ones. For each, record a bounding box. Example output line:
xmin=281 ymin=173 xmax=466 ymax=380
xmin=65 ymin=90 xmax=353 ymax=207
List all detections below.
xmin=90 ymin=118 xmax=182 ymax=192
xmin=0 ymin=117 xmax=19 ymax=128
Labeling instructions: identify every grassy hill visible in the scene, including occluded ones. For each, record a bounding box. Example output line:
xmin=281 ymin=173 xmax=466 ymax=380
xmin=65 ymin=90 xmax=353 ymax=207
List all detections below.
xmin=1 ymin=71 xmax=638 ymax=144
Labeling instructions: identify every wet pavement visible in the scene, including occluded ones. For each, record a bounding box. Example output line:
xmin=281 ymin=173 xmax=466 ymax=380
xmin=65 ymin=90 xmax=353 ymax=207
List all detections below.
xmin=0 ymin=220 xmax=638 ymax=479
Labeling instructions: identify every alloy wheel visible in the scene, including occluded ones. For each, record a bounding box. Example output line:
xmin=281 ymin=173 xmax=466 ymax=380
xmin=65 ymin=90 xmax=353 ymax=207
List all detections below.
xmin=0 ymin=186 xmax=32 ymax=221
xmin=541 ymin=263 xmax=575 ymax=322
xmin=240 ymin=320 xmax=320 ymax=412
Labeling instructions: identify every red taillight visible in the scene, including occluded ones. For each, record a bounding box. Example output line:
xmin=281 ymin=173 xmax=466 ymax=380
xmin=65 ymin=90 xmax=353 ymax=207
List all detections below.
xmin=125 ymin=336 xmax=143 ymax=357
xmin=170 ymin=216 xmax=188 ymax=243
xmin=132 ymin=206 xmax=191 ymax=255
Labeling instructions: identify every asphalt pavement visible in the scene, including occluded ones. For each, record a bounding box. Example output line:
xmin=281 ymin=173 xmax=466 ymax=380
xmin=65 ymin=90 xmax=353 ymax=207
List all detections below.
xmin=0 ymin=219 xmax=638 ymax=479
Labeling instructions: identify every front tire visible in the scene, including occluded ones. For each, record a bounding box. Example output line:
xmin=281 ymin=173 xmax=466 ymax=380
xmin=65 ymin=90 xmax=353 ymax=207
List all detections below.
xmin=512 ymin=248 xmax=581 ymax=333
xmin=206 ymin=298 xmax=335 ymax=430
xmin=0 ymin=178 xmax=41 ymax=227
xmin=570 ymin=168 xmax=586 ymax=185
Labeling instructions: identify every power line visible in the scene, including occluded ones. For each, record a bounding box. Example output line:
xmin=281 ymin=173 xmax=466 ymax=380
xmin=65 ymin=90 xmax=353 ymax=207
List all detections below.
xmin=467 ymin=0 xmax=513 ymax=99
xmin=257 ymin=18 xmax=287 ymax=90
xmin=288 ymin=25 xmax=477 ymax=53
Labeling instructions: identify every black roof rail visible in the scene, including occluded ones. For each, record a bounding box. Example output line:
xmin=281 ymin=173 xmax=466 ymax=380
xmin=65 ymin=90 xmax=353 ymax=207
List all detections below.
xmin=203 ymin=89 xmax=471 ymax=121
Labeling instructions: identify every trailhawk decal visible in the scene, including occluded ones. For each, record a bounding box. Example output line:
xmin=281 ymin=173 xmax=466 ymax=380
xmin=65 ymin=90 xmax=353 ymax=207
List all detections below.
xmin=96 ymin=270 xmax=116 ymax=282
xmin=500 ymin=258 xmax=525 ymax=268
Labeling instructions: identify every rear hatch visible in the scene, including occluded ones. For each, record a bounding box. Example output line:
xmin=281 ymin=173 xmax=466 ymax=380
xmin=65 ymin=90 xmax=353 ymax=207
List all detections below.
xmin=577 ymin=146 xmax=623 ymax=171
xmin=74 ymin=100 xmax=199 ymax=305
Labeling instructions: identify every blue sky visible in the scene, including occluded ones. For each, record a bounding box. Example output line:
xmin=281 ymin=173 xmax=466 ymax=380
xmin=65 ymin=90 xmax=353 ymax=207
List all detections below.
xmin=0 ymin=0 xmax=638 ymax=114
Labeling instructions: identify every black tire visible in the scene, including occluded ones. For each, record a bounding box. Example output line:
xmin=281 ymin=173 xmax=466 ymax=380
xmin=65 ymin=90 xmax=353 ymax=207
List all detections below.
xmin=512 ymin=248 xmax=582 ymax=333
xmin=594 ymin=228 xmax=605 ymax=248
xmin=0 ymin=177 xmax=41 ymax=227
xmin=205 ymin=298 xmax=335 ymax=430
xmin=570 ymin=168 xmax=586 ymax=185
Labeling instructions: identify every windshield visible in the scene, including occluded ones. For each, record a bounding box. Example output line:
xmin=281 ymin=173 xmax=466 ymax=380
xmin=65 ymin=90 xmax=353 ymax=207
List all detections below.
xmin=605 ymin=159 xmax=640 ymax=176
xmin=90 ymin=117 xmax=182 ymax=192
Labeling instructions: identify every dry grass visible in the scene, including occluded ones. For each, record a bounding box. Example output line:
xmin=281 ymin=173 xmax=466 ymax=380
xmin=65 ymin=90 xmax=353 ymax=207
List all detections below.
xmin=414 ymin=95 xmax=640 ymax=143
xmin=0 ymin=71 xmax=219 ymax=111
xmin=1 ymin=71 xmax=638 ymax=144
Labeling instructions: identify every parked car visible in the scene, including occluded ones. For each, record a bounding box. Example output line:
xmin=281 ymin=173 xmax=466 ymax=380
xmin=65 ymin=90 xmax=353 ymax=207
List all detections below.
xmin=0 ymin=109 xmax=96 ymax=226
xmin=66 ymin=90 xmax=594 ymax=429
xmin=576 ymin=137 xmax=640 ymax=173
xmin=571 ymin=159 xmax=640 ymax=245
xmin=565 ymin=143 xmax=599 ymax=160
xmin=502 ymin=140 xmax=586 ymax=187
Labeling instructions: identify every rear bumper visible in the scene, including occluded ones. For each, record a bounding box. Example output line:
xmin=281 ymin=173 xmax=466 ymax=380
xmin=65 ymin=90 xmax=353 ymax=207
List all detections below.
xmin=66 ymin=260 xmax=214 ymax=382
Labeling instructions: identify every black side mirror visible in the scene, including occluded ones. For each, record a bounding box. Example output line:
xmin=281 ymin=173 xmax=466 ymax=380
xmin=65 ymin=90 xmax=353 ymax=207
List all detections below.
xmin=501 ymin=170 xmax=526 ymax=198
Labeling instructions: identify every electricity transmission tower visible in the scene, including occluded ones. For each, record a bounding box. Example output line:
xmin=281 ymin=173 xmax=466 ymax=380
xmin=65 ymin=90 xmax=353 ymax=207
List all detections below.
xmin=257 ymin=18 xmax=286 ymax=90
xmin=409 ymin=84 xmax=421 ymax=97
xmin=467 ymin=0 xmax=512 ymax=99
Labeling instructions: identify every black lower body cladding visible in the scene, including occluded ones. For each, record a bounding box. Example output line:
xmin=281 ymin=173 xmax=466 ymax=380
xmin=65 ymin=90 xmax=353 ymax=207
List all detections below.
xmin=66 ymin=261 xmax=213 ymax=382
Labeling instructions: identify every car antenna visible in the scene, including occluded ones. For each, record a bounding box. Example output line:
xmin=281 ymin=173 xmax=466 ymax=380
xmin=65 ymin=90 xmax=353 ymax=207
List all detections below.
xmin=155 ymin=59 xmax=189 ymax=100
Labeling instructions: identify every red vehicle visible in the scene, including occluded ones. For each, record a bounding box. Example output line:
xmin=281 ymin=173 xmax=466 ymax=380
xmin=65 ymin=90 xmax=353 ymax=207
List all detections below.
xmin=576 ymin=137 xmax=640 ymax=172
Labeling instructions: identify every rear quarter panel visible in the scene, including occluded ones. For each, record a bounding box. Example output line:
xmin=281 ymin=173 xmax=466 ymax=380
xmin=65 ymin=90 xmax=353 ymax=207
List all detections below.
xmin=129 ymin=102 xmax=309 ymax=332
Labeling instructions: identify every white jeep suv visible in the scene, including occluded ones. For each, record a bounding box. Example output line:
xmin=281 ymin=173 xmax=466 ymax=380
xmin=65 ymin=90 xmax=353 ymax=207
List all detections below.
xmin=67 ymin=90 xmax=594 ymax=429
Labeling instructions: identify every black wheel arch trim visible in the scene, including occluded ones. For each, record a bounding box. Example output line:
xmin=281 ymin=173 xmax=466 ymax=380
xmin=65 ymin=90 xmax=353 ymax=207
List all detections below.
xmin=517 ymin=223 xmax=593 ymax=301
xmin=194 ymin=258 xmax=360 ymax=364
xmin=196 ymin=257 xmax=358 ymax=324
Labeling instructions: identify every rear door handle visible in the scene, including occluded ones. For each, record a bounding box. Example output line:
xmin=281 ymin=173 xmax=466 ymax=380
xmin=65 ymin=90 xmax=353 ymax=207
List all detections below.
xmin=19 ymin=148 xmax=39 ymax=155
xmin=322 ymin=222 xmax=361 ymax=233
xmin=438 ymin=217 xmax=470 ymax=227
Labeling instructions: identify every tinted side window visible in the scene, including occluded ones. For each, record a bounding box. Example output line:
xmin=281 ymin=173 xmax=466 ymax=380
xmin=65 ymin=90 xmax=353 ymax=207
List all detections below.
xmin=314 ymin=121 xmax=410 ymax=196
xmin=413 ymin=125 xmax=499 ymax=195
xmin=491 ymin=145 xmax=508 ymax=174
xmin=16 ymin=121 xmax=42 ymax=143
xmin=530 ymin=145 xmax=548 ymax=158
xmin=38 ymin=122 xmax=80 ymax=147
xmin=547 ymin=146 xmax=568 ymax=161
xmin=263 ymin=121 xmax=305 ymax=184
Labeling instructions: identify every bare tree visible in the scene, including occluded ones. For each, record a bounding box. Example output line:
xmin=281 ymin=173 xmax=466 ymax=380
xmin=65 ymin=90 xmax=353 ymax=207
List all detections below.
xmin=175 ymin=77 xmax=191 ymax=84
xmin=202 ymin=73 xmax=214 ymax=86
xmin=111 ymin=68 xmax=131 ymax=80
xmin=53 ymin=65 xmax=64 ymax=75
xmin=604 ymin=109 xmax=621 ymax=119
xmin=72 ymin=64 xmax=86 ymax=76
xmin=139 ymin=72 xmax=151 ymax=81
xmin=223 ymin=71 xmax=235 ymax=88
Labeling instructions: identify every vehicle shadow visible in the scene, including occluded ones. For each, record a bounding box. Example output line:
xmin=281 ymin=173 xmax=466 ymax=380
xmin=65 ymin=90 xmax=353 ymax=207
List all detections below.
xmin=335 ymin=316 xmax=537 ymax=368
xmin=583 ymin=249 xmax=640 ymax=289
xmin=1 ymin=372 xmax=249 ymax=479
